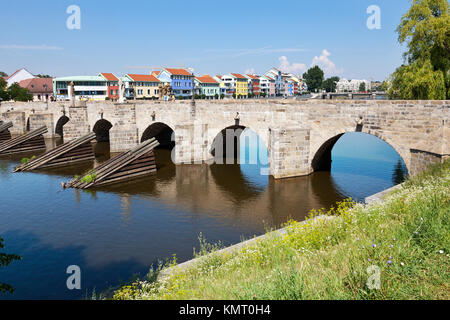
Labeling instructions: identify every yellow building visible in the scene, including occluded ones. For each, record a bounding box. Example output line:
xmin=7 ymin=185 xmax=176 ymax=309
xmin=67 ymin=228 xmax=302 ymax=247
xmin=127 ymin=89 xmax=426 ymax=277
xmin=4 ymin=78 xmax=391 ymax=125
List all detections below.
xmin=230 ymin=73 xmax=248 ymax=98
xmin=125 ymin=74 xmax=160 ymax=99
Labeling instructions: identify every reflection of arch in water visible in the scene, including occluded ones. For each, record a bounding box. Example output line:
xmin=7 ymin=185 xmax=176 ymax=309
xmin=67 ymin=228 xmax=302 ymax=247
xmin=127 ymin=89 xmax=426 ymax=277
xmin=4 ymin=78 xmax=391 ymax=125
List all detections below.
xmin=93 ymin=119 xmax=113 ymax=142
xmin=141 ymin=122 xmax=175 ymax=150
xmin=311 ymin=132 xmax=409 ymax=175
xmin=209 ymin=163 xmax=265 ymax=204
xmin=55 ymin=116 xmax=70 ymax=139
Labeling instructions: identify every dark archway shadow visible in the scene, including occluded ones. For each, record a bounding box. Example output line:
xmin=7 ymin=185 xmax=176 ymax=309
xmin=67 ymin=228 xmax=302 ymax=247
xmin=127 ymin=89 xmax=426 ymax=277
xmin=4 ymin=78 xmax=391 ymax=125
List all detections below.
xmin=55 ymin=115 xmax=70 ymax=140
xmin=141 ymin=122 xmax=175 ymax=149
xmin=93 ymin=119 xmax=113 ymax=142
xmin=311 ymin=134 xmax=344 ymax=171
xmin=210 ymin=124 xmax=246 ymax=161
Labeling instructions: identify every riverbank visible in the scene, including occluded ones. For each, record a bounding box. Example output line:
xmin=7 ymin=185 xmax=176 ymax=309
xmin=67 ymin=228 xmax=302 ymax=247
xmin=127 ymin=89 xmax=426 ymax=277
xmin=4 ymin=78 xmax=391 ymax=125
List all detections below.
xmin=112 ymin=160 xmax=449 ymax=300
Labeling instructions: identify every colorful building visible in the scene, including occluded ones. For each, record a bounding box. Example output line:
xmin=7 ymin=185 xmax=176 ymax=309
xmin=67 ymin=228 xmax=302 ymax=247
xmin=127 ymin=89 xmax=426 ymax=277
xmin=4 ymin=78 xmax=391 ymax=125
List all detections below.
xmin=194 ymin=75 xmax=220 ymax=98
xmin=246 ymin=74 xmax=260 ymax=97
xmin=53 ymin=75 xmax=107 ymax=101
xmin=124 ymin=74 xmax=160 ymax=99
xmin=99 ymin=73 xmax=119 ymax=100
xmin=261 ymin=75 xmax=276 ymax=97
xmin=213 ymin=75 xmax=227 ymax=97
xmin=222 ymin=73 xmax=248 ymax=98
xmin=157 ymin=68 xmax=194 ymax=98
xmin=264 ymin=68 xmax=284 ymax=96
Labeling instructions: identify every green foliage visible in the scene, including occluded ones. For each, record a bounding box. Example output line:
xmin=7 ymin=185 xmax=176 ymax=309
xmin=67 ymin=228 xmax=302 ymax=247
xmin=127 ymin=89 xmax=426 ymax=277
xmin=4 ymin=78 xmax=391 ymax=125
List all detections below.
xmin=389 ymin=60 xmax=446 ymax=99
xmin=0 ymin=78 xmax=10 ymax=101
xmin=35 ymin=74 xmax=52 ymax=78
xmin=0 ymin=71 xmax=7 ymax=77
xmin=0 ymin=237 xmax=22 ymax=294
xmin=20 ymin=155 xmax=36 ymax=164
xmin=302 ymin=66 xmax=324 ymax=92
xmin=390 ymin=0 xmax=450 ymax=99
xmin=214 ymin=93 xmax=219 ymax=99
xmin=8 ymin=83 xmax=33 ymax=102
xmin=80 ymin=171 xmax=96 ymax=184
xmin=359 ymin=82 xmax=366 ymax=92
xmin=322 ymin=76 xmax=340 ymax=93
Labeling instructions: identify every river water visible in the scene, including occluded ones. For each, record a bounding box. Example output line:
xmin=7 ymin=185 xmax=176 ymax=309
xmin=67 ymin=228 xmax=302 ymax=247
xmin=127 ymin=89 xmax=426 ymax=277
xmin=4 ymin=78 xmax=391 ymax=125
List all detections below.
xmin=0 ymin=132 xmax=406 ymax=299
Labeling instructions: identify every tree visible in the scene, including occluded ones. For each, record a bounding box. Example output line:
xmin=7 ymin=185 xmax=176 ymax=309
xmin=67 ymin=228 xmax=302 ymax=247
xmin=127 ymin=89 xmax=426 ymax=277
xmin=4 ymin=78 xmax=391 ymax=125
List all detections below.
xmin=0 ymin=236 xmax=21 ymax=294
xmin=8 ymin=83 xmax=33 ymax=101
xmin=35 ymin=74 xmax=52 ymax=78
xmin=302 ymin=66 xmax=324 ymax=92
xmin=389 ymin=0 xmax=449 ymax=99
xmin=359 ymin=82 xmax=366 ymax=92
xmin=0 ymin=78 xmax=10 ymax=101
xmin=0 ymin=71 xmax=7 ymax=78
xmin=322 ymin=76 xmax=340 ymax=92
xmin=389 ymin=60 xmax=446 ymax=99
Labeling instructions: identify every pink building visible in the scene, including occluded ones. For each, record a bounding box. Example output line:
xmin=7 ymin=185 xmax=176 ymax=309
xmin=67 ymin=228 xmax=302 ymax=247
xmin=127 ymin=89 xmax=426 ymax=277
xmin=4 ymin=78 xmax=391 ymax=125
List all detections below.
xmin=266 ymin=76 xmax=276 ymax=97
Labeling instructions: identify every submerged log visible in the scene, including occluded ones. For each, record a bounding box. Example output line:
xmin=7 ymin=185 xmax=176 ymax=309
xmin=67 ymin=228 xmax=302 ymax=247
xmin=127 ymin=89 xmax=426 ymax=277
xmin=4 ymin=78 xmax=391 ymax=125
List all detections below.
xmin=65 ymin=138 xmax=160 ymax=189
xmin=14 ymin=132 xmax=97 ymax=172
xmin=0 ymin=126 xmax=47 ymax=155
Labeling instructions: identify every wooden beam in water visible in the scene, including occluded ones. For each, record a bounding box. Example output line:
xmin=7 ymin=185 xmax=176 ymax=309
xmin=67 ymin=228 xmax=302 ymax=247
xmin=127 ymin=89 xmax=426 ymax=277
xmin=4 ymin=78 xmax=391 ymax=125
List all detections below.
xmin=14 ymin=132 xmax=97 ymax=172
xmin=65 ymin=138 xmax=160 ymax=189
xmin=0 ymin=126 xmax=47 ymax=155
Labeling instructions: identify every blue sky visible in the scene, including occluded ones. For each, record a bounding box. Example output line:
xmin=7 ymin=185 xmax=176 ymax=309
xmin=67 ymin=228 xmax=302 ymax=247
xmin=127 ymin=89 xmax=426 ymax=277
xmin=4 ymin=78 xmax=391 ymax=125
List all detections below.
xmin=0 ymin=0 xmax=411 ymax=80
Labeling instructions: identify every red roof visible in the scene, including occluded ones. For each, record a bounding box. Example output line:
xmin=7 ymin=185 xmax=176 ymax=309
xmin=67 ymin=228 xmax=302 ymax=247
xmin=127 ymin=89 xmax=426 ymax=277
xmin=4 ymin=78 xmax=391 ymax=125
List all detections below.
xmin=100 ymin=73 xmax=118 ymax=81
xmin=152 ymin=71 xmax=161 ymax=76
xmin=264 ymin=75 xmax=274 ymax=81
xmin=165 ymin=68 xmax=193 ymax=76
xmin=18 ymin=78 xmax=53 ymax=93
xmin=127 ymin=74 xmax=160 ymax=82
xmin=195 ymin=75 xmax=218 ymax=84
xmin=246 ymin=74 xmax=260 ymax=80
xmin=215 ymin=74 xmax=222 ymax=79
xmin=6 ymin=69 xmax=21 ymax=80
xmin=231 ymin=73 xmax=246 ymax=79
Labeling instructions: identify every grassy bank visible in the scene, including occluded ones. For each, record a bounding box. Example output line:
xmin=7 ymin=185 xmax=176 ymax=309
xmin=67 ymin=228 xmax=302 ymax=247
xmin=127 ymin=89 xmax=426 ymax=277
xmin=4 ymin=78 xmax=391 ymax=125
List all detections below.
xmin=113 ymin=161 xmax=450 ymax=300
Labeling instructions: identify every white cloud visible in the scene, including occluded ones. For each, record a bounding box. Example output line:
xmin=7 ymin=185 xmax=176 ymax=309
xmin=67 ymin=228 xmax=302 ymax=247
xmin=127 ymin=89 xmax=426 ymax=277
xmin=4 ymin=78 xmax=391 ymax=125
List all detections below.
xmin=0 ymin=44 xmax=63 ymax=51
xmin=278 ymin=56 xmax=307 ymax=74
xmin=311 ymin=49 xmax=343 ymax=75
xmin=245 ymin=68 xmax=255 ymax=74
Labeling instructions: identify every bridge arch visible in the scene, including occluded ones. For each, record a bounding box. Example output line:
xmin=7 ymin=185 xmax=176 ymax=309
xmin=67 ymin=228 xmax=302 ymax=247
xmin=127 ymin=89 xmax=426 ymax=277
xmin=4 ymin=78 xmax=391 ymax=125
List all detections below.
xmin=311 ymin=131 xmax=410 ymax=174
xmin=210 ymin=123 xmax=269 ymax=166
xmin=55 ymin=115 xmax=70 ymax=139
xmin=141 ymin=122 xmax=175 ymax=149
xmin=93 ymin=119 xmax=113 ymax=142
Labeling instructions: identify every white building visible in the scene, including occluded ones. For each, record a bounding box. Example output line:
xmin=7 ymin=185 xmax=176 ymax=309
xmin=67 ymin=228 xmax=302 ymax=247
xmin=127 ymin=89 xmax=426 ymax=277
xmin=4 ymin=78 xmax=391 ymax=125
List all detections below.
xmin=53 ymin=75 xmax=108 ymax=101
xmin=4 ymin=68 xmax=36 ymax=87
xmin=336 ymin=78 xmax=371 ymax=93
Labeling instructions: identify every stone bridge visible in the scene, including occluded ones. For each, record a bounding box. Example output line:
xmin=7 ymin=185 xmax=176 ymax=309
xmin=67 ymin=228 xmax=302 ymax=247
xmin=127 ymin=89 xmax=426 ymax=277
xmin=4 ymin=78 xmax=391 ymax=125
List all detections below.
xmin=1 ymin=99 xmax=448 ymax=178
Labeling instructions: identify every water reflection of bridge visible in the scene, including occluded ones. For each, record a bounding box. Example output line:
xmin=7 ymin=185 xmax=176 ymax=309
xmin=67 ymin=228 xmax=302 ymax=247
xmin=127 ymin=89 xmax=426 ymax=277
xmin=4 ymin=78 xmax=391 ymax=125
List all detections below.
xmin=84 ymin=150 xmax=344 ymax=231
xmin=2 ymin=142 xmax=344 ymax=231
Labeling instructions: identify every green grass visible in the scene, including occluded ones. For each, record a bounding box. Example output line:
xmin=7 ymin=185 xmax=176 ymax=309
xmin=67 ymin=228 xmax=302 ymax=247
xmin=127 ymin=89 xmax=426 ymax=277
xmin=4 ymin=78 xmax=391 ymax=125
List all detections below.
xmin=112 ymin=160 xmax=450 ymax=300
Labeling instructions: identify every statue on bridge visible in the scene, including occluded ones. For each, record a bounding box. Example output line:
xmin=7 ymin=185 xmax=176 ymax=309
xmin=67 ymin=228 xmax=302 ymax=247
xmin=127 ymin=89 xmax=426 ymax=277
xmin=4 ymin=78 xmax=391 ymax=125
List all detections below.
xmin=158 ymin=83 xmax=174 ymax=101
xmin=118 ymin=77 xmax=126 ymax=103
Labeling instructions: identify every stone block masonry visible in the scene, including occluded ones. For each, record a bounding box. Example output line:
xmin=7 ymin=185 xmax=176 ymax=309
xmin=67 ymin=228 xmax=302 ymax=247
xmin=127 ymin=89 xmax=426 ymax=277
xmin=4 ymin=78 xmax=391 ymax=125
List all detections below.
xmin=1 ymin=99 xmax=448 ymax=179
